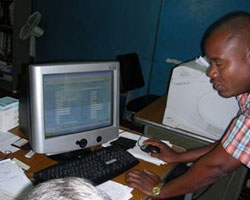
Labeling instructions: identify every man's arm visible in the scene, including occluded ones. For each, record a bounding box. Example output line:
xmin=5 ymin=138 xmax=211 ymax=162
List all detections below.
xmin=144 ymin=139 xmax=218 ymax=163
xmin=158 ymin=143 xmax=242 ymax=198
xmin=171 ymin=142 xmax=218 ymax=163
xmin=126 ymin=143 xmax=242 ymax=198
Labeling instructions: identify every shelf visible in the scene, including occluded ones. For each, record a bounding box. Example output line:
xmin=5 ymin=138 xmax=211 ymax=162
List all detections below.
xmin=0 ymin=0 xmax=31 ymax=94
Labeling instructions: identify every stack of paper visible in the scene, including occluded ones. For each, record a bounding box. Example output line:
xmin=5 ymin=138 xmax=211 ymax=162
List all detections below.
xmin=0 ymin=188 xmax=17 ymax=200
xmin=97 ymin=180 xmax=133 ymax=200
xmin=0 ymin=159 xmax=33 ymax=199
xmin=0 ymin=131 xmax=20 ymax=154
xmin=0 ymin=97 xmax=19 ymax=131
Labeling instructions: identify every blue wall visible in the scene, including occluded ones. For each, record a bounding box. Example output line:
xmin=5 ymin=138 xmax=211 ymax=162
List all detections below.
xmin=33 ymin=0 xmax=161 ymax=99
xmin=33 ymin=0 xmax=250 ymax=97
xmin=150 ymin=0 xmax=250 ymax=95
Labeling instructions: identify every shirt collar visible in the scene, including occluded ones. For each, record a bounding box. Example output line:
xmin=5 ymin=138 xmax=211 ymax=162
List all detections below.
xmin=237 ymin=93 xmax=250 ymax=115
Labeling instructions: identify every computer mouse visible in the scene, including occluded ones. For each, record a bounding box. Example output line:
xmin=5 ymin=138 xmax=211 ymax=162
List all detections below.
xmin=140 ymin=145 xmax=160 ymax=153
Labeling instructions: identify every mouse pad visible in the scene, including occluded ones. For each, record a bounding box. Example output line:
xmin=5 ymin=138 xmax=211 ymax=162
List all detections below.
xmin=111 ymin=137 xmax=136 ymax=149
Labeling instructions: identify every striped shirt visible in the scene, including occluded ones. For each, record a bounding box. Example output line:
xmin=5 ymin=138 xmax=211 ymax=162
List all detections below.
xmin=221 ymin=93 xmax=250 ymax=168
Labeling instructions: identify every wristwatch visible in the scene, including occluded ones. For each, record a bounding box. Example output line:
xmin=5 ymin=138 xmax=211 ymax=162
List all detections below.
xmin=152 ymin=182 xmax=164 ymax=197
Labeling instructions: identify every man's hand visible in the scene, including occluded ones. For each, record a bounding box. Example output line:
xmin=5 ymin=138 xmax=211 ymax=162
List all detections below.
xmin=125 ymin=169 xmax=162 ymax=196
xmin=143 ymin=139 xmax=180 ymax=163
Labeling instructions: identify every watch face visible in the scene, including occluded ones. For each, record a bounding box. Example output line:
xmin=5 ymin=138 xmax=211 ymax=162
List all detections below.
xmin=152 ymin=186 xmax=161 ymax=196
xmin=152 ymin=183 xmax=163 ymax=197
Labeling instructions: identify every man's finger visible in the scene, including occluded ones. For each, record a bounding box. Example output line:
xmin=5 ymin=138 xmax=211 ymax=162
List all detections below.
xmin=143 ymin=169 xmax=156 ymax=176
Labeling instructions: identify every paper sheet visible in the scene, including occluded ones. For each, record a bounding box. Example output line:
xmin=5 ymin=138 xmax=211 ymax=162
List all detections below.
xmin=0 ymin=188 xmax=17 ymax=200
xmin=97 ymin=180 xmax=133 ymax=200
xmin=0 ymin=131 xmax=20 ymax=154
xmin=119 ymin=129 xmax=125 ymax=133
xmin=0 ymin=159 xmax=33 ymax=199
xmin=121 ymin=131 xmax=172 ymax=166
xmin=195 ymin=56 xmax=209 ymax=67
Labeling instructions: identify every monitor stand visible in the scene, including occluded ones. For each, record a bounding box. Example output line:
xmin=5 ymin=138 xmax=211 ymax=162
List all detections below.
xmin=48 ymin=148 xmax=91 ymax=163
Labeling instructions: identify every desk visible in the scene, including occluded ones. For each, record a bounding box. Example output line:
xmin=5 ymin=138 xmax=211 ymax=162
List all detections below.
xmin=134 ymin=96 xmax=248 ymax=200
xmin=134 ymin=95 xmax=167 ymax=125
xmin=3 ymin=127 xmax=175 ymax=200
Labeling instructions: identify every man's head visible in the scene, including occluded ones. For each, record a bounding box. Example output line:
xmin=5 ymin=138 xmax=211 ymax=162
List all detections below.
xmin=203 ymin=12 xmax=250 ymax=98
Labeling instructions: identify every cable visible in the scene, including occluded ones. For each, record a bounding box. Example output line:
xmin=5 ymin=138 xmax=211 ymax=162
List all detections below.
xmin=136 ymin=135 xmax=144 ymax=148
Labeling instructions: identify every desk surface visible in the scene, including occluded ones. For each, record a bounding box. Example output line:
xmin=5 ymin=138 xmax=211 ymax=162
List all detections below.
xmin=3 ymin=126 xmax=174 ymax=200
xmin=134 ymin=95 xmax=167 ymax=127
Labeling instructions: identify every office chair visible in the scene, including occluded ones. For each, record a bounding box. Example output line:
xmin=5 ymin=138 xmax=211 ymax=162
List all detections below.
xmin=117 ymin=53 xmax=160 ymax=119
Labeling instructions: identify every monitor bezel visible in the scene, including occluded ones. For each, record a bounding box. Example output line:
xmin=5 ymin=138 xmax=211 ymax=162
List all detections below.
xmin=29 ymin=62 xmax=119 ymax=155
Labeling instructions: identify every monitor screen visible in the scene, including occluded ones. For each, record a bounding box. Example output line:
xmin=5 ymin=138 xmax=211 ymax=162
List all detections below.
xmin=19 ymin=62 xmax=119 ymax=155
xmin=43 ymin=71 xmax=113 ymax=138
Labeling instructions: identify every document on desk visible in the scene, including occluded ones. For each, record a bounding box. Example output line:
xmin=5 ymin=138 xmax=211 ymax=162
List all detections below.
xmin=0 ymin=188 xmax=17 ymax=200
xmin=0 ymin=159 xmax=33 ymax=199
xmin=0 ymin=131 xmax=20 ymax=154
xmin=97 ymin=180 xmax=133 ymax=200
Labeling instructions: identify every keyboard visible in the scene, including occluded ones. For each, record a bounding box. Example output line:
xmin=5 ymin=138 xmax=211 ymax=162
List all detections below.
xmin=33 ymin=146 xmax=139 ymax=185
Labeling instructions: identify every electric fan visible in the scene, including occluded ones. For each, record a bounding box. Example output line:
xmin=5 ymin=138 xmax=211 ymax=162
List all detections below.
xmin=19 ymin=11 xmax=44 ymax=57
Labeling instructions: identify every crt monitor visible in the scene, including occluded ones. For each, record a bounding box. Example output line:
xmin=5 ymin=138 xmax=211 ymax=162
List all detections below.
xmin=19 ymin=61 xmax=119 ymax=155
xmin=163 ymin=59 xmax=239 ymax=142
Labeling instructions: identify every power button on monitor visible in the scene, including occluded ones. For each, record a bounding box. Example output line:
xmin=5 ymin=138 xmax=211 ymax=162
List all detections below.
xmin=96 ymin=136 xmax=102 ymax=143
xmin=76 ymin=139 xmax=88 ymax=148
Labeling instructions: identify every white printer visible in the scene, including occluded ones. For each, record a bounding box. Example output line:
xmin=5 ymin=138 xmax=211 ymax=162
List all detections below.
xmin=163 ymin=58 xmax=238 ymax=142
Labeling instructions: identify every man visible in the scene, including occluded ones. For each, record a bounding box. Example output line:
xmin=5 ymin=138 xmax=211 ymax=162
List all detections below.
xmin=25 ymin=177 xmax=111 ymax=200
xmin=125 ymin=12 xmax=250 ymax=199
